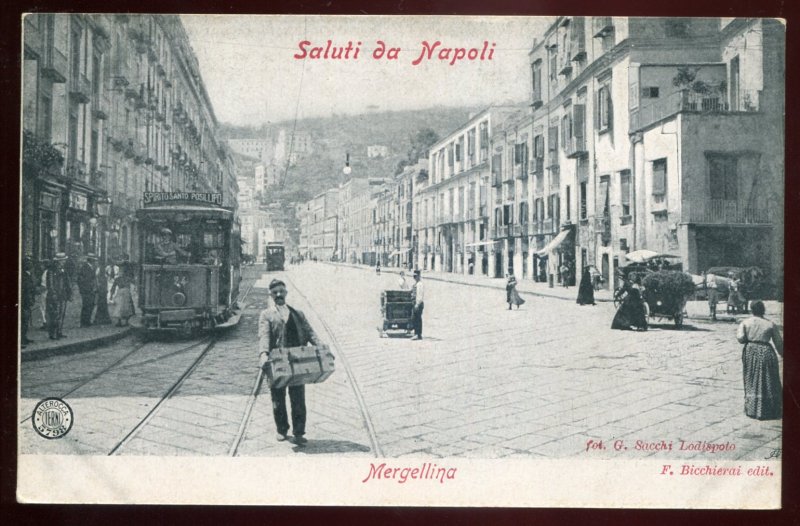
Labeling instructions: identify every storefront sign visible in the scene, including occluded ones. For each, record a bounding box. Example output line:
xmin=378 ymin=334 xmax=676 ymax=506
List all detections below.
xmin=143 ymin=192 xmax=223 ymax=206
xmin=68 ymin=192 xmax=88 ymax=211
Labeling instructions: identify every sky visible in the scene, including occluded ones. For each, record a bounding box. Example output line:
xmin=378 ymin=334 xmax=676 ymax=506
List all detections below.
xmin=181 ymin=15 xmax=554 ymax=127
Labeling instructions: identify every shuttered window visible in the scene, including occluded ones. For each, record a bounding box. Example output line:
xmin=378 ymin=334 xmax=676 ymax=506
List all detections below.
xmin=652 ymin=158 xmax=667 ymax=196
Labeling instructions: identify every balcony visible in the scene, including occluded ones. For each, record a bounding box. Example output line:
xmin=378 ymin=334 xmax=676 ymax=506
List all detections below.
xmin=416 ymin=169 xmax=429 ymax=183
xmin=479 ymin=204 xmax=488 ymax=218
xmin=683 ymin=200 xmax=771 ymax=225
xmin=41 ymin=47 xmax=68 ymax=83
xmin=559 ymin=52 xmax=573 ymax=76
xmin=542 ymin=218 xmax=554 ymax=233
xmin=565 ymin=136 xmax=588 ymax=158
xmin=494 ymin=225 xmax=509 ymax=239
xmin=491 ymin=173 xmax=502 ymax=187
xmin=630 ymin=88 xmax=760 ymax=132
xmin=532 ymin=90 xmax=543 ymax=109
xmin=530 ymin=157 xmax=544 ymax=176
xmin=531 ymin=221 xmax=542 ymax=235
xmin=593 ymin=16 xmax=614 ymax=37
xmin=515 ymin=163 xmax=528 ymax=180
xmin=69 ymin=73 xmax=91 ymax=104
xmin=93 ymin=92 xmax=110 ymax=120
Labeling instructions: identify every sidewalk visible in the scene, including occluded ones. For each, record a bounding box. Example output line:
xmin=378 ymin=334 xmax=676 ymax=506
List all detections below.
xmin=319 ymin=261 xmax=615 ymax=302
xmin=21 ymin=285 xmax=132 ymax=362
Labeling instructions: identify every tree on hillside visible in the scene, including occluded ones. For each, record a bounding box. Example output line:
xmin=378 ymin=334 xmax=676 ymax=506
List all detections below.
xmin=396 ymin=127 xmax=439 ymax=174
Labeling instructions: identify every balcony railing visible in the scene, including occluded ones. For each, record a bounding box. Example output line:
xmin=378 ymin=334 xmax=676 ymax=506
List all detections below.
xmin=532 ymin=91 xmax=543 ymax=109
xmin=515 ymin=163 xmax=528 ymax=180
xmin=630 ymin=88 xmax=761 ymax=132
xmin=491 ymin=173 xmax=502 ymax=187
xmin=542 ymin=218 xmax=554 ymax=233
xmin=683 ymin=200 xmax=771 ymax=225
xmin=564 ymin=135 xmax=588 ymax=158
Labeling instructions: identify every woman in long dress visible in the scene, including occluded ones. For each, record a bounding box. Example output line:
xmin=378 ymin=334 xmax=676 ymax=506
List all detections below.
xmin=506 ymin=274 xmax=525 ymax=310
xmin=576 ymin=267 xmax=596 ymax=305
xmin=109 ymin=265 xmax=136 ymax=326
xmin=737 ymin=301 xmax=783 ymax=420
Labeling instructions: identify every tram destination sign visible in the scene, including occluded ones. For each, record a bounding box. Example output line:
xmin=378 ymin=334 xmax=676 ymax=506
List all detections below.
xmin=143 ymin=192 xmax=223 ymax=206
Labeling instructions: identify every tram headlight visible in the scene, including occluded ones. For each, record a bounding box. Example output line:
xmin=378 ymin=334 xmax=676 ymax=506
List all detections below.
xmin=172 ymin=291 xmax=187 ymax=306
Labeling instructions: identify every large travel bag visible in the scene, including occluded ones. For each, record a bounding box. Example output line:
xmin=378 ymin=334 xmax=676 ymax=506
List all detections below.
xmin=264 ymin=345 xmax=335 ymax=389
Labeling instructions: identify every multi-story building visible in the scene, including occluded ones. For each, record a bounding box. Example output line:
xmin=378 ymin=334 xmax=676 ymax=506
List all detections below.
xmin=304 ymin=189 xmax=339 ymax=260
xmin=415 ymin=107 xmax=520 ymax=276
xmin=21 ymin=14 xmax=236 ymax=265
xmin=492 ymin=16 xmax=783 ymax=291
xmin=336 ymin=177 xmax=370 ymax=264
xmin=227 ymin=138 xmax=272 ymax=161
xmin=390 ymin=160 xmax=422 ymax=269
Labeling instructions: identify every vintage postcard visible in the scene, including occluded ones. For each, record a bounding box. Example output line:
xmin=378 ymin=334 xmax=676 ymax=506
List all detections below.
xmin=18 ymin=14 xmax=784 ymax=507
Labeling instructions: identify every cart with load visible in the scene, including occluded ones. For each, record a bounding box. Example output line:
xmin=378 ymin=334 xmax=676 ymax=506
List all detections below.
xmin=641 ymin=270 xmax=696 ymax=328
xmin=379 ymin=289 xmax=415 ymax=337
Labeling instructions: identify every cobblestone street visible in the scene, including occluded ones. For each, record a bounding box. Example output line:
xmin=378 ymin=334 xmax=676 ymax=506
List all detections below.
xmin=20 ymin=263 xmax=782 ymax=461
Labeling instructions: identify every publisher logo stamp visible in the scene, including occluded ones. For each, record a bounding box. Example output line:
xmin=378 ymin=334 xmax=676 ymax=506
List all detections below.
xmin=32 ymin=398 xmax=73 ymax=439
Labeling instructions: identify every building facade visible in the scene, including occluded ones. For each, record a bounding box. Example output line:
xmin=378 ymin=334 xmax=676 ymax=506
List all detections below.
xmin=22 ymin=14 xmax=236 ymax=266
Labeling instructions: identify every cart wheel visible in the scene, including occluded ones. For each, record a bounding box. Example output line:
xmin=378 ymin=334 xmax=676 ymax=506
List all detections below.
xmin=674 ymin=313 xmax=683 ymax=328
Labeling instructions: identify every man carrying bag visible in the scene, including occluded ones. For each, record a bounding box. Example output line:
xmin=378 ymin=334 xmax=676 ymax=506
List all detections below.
xmin=258 ymin=279 xmax=330 ymax=446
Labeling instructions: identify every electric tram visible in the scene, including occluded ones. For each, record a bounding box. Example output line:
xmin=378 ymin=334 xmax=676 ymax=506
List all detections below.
xmin=134 ymin=192 xmax=242 ymax=334
xmin=264 ymin=241 xmax=285 ymax=271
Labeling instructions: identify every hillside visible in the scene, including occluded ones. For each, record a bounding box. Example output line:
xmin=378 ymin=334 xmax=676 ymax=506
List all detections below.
xmin=221 ymin=105 xmax=483 ymax=204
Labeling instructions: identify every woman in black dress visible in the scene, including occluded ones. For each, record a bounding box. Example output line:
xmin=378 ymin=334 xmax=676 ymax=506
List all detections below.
xmin=576 ymin=267 xmax=596 ymax=305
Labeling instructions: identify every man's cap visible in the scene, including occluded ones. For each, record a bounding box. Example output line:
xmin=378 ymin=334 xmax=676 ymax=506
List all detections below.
xmin=269 ymin=279 xmax=286 ymax=290
xmin=86 ymin=253 xmax=98 ymax=260
xmin=53 ymin=253 xmax=67 ymax=261
xmin=160 ymin=227 xmax=172 ymax=235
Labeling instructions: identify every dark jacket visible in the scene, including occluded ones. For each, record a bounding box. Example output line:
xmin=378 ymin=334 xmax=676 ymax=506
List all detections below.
xmin=77 ymin=263 xmax=98 ymax=296
xmin=46 ymin=268 xmax=72 ymax=303
xmin=258 ymin=304 xmax=320 ymax=354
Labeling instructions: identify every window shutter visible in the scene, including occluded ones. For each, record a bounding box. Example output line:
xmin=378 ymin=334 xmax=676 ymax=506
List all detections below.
xmin=607 ymin=90 xmax=613 ymax=131
xmin=574 ymin=104 xmax=585 ymax=138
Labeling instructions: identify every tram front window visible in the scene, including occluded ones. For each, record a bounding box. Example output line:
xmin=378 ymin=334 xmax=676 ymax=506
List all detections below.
xmin=146 ymin=222 xmax=225 ymax=265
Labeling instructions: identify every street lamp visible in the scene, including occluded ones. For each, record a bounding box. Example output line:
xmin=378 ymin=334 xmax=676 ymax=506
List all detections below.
xmin=343 ymin=152 xmax=352 ymax=175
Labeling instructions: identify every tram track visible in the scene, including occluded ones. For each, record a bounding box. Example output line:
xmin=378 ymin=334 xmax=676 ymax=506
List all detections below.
xmin=106 ymin=280 xmax=257 ymax=456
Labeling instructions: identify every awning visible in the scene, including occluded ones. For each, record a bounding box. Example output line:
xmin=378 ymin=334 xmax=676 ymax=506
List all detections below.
xmin=389 ymin=248 xmax=411 ymax=257
xmin=535 ymin=229 xmax=570 ymax=256
xmin=465 ymin=241 xmax=496 ymax=247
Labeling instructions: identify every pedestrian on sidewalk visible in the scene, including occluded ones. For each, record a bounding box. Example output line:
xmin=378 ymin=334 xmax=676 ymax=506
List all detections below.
xmin=376 ymin=261 xmax=381 ymax=275
xmin=411 ymin=269 xmax=424 ymax=340
xmin=506 ymin=274 xmax=525 ymax=310
xmin=737 ymin=301 xmax=783 ymax=420
xmin=576 ymin=266 xmax=596 ymax=306
xmin=45 ymin=253 xmax=71 ymax=340
xmin=35 ymin=259 xmax=50 ymax=330
xmin=109 ymin=263 xmax=135 ymax=326
xmin=77 ymin=254 xmax=98 ymax=327
xmin=559 ymin=263 xmax=570 ymax=288
xmin=21 ymin=257 xmax=37 ymax=347
xmin=258 ymin=279 xmax=323 ymax=446
xmin=94 ymin=258 xmax=112 ymax=325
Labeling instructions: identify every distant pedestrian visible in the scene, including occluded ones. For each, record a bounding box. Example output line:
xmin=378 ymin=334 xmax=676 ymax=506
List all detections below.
xmin=737 ymin=301 xmax=783 ymax=420
xmin=576 ymin=266 xmax=596 ymax=306
xmin=109 ymin=263 xmax=135 ymax=326
xmin=727 ymin=273 xmax=746 ymax=314
xmin=397 ymin=271 xmax=409 ymax=290
xmin=36 ymin=259 xmax=50 ymax=329
xmin=94 ymin=259 xmax=112 ymax=325
xmin=411 ymin=269 xmax=424 ymax=340
xmin=506 ymin=274 xmax=525 ymax=310
xmin=704 ymin=270 xmax=720 ymax=320
xmin=45 ymin=253 xmax=71 ymax=340
xmin=21 ymin=257 xmax=37 ymax=346
xmin=77 ymin=254 xmax=98 ymax=327
xmin=376 ymin=261 xmax=381 ymax=275
xmin=258 ymin=279 xmax=324 ymax=446
xmin=560 ymin=263 xmax=569 ymax=288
